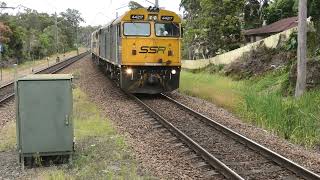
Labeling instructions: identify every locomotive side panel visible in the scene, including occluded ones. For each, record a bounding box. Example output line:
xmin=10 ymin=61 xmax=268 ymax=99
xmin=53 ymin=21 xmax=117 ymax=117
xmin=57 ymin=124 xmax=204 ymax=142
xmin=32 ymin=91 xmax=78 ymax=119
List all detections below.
xmin=91 ymin=31 xmax=99 ymax=57
xmin=98 ymin=30 xmax=105 ymax=58
xmin=98 ymin=25 xmax=122 ymax=66
xmin=110 ymin=25 xmax=117 ymax=64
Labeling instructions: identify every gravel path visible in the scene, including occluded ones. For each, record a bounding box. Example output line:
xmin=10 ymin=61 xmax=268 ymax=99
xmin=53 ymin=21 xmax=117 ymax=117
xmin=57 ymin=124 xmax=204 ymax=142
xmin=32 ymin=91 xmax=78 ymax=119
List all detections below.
xmin=168 ymin=92 xmax=320 ymax=174
xmin=64 ymin=57 xmax=214 ymax=179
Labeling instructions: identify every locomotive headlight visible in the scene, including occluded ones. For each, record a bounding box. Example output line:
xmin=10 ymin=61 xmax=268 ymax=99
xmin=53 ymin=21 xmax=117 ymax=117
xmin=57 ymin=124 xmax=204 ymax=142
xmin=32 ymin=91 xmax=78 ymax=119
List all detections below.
xmin=126 ymin=68 xmax=133 ymax=74
xmin=153 ymin=16 xmax=158 ymax=21
xmin=171 ymin=69 xmax=177 ymax=75
xmin=148 ymin=15 xmax=158 ymax=21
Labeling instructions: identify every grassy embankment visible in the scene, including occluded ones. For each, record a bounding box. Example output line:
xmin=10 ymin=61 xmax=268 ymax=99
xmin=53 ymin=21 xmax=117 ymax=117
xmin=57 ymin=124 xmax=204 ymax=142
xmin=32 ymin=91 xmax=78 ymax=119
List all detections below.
xmin=0 ymin=88 xmax=148 ymax=179
xmin=1 ymin=48 xmax=87 ymax=74
xmin=180 ymin=70 xmax=320 ymax=148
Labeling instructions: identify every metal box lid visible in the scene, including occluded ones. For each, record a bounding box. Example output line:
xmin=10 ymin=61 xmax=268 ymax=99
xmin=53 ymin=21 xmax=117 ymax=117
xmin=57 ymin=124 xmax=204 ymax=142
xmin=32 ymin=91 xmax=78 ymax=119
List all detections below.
xmin=18 ymin=74 xmax=73 ymax=81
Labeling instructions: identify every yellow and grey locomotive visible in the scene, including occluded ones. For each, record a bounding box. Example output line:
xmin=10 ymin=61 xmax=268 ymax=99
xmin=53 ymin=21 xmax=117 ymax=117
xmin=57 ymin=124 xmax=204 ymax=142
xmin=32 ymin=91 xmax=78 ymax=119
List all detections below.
xmin=91 ymin=7 xmax=182 ymax=94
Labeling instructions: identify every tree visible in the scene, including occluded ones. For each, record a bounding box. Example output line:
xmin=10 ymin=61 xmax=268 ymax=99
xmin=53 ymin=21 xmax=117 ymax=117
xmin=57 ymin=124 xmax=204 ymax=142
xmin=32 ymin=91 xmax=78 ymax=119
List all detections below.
xmin=0 ymin=7 xmax=86 ymax=63
xmin=180 ymin=0 xmax=245 ymax=59
xmin=264 ymin=0 xmax=298 ymax=24
xmin=0 ymin=22 xmax=12 ymax=43
xmin=309 ymin=0 xmax=320 ymax=55
xmin=79 ymin=25 xmax=99 ymax=48
xmin=6 ymin=21 xmax=26 ymax=62
xmin=295 ymin=0 xmax=307 ymax=97
xmin=244 ymin=0 xmax=270 ymax=29
xmin=60 ymin=9 xmax=84 ymax=50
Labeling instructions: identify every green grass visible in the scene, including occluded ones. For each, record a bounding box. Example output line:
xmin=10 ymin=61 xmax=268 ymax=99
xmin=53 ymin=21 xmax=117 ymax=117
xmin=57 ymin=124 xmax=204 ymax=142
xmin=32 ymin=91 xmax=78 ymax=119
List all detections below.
xmin=180 ymin=70 xmax=320 ymax=147
xmin=179 ymin=71 xmax=244 ymax=110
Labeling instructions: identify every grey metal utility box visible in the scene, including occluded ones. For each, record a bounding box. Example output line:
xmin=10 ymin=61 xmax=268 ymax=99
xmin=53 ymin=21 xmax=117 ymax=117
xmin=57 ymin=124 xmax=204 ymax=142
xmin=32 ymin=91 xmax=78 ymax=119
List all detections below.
xmin=16 ymin=74 xmax=74 ymax=164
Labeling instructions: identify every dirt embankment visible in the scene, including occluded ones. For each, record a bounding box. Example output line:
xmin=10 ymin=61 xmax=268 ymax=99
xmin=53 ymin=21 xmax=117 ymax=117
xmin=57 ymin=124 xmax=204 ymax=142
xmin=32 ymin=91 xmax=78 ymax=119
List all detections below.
xmin=223 ymin=44 xmax=320 ymax=91
xmin=224 ymin=45 xmax=295 ymax=79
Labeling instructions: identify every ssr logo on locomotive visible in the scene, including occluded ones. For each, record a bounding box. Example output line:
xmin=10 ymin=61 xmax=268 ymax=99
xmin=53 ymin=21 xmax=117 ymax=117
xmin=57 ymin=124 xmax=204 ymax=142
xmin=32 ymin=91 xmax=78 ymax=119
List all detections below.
xmin=139 ymin=46 xmax=166 ymax=54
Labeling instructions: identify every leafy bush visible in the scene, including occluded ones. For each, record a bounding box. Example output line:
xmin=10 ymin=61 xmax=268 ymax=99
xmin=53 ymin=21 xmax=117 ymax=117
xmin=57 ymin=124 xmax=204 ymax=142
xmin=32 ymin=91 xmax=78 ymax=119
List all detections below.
xmin=315 ymin=48 xmax=320 ymax=57
xmin=284 ymin=32 xmax=297 ymax=51
xmin=204 ymin=64 xmax=225 ymax=74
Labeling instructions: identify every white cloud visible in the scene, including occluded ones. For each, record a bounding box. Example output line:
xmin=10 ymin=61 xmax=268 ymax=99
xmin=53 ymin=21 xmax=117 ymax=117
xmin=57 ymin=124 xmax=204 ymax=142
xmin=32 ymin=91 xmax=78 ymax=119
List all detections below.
xmin=3 ymin=0 xmax=182 ymax=26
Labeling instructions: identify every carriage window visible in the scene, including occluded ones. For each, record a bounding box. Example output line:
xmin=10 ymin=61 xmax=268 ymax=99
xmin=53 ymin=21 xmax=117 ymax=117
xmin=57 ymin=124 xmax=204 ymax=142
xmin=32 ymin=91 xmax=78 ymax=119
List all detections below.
xmin=123 ymin=22 xmax=150 ymax=36
xmin=155 ymin=23 xmax=180 ymax=37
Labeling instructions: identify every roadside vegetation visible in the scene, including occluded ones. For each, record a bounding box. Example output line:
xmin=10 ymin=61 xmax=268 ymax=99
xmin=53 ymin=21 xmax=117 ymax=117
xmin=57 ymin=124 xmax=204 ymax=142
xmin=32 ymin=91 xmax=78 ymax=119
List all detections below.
xmin=180 ymin=0 xmax=320 ymax=60
xmin=180 ymin=70 xmax=320 ymax=148
xmin=41 ymin=88 xmax=148 ymax=179
xmin=180 ymin=0 xmax=320 ymax=148
xmin=180 ymin=58 xmax=320 ymax=148
xmin=0 ymin=88 xmax=148 ymax=179
xmin=0 ymin=121 xmax=16 ymax=152
xmin=0 ymin=2 xmax=96 ymax=67
xmin=1 ymin=48 xmax=85 ymax=74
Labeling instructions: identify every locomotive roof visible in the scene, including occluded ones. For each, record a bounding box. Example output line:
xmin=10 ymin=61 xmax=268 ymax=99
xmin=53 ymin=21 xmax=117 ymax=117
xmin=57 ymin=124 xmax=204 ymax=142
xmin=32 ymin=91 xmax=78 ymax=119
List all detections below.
xmin=99 ymin=8 xmax=181 ymax=30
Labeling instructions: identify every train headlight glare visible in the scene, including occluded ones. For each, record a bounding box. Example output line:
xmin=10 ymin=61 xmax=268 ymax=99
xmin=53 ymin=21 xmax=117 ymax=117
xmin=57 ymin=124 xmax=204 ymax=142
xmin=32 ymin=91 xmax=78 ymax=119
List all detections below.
xmin=126 ymin=68 xmax=133 ymax=74
xmin=171 ymin=69 xmax=176 ymax=75
xmin=153 ymin=16 xmax=158 ymax=21
xmin=148 ymin=15 xmax=158 ymax=21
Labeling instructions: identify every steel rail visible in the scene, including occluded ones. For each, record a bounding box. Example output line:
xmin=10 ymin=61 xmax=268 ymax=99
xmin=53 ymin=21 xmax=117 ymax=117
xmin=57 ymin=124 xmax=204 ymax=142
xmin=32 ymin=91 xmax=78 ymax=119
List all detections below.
xmin=130 ymin=93 xmax=244 ymax=180
xmin=0 ymin=52 xmax=89 ymax=105
xmin=161 ymin=93 xmax=320 ymax=180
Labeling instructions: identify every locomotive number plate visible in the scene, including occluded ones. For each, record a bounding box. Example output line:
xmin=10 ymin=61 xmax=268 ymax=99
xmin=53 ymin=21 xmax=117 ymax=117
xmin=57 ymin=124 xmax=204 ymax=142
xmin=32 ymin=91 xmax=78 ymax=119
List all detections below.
xmin=131 ymin=15 xmax=144 ymax=20
xmin=161 ymin=16 xmax=174 ymax=21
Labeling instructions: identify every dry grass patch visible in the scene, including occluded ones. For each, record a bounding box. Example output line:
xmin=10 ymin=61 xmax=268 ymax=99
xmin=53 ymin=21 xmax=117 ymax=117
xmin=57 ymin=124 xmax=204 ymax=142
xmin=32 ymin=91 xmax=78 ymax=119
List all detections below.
xmin=0 ymin=122 xmax=16 ymax=152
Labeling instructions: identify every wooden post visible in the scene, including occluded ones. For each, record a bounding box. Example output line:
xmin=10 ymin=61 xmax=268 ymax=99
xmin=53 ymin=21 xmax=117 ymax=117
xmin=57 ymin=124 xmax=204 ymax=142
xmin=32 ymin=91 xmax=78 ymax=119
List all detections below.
xmin=295 ymin=0 xmax=307 ymax=97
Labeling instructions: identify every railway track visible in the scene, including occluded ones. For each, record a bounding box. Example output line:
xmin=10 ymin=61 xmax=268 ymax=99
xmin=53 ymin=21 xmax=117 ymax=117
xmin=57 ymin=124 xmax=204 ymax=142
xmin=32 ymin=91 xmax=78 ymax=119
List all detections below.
xmin=0 ymin=52 xmax=89 ymax=105
xmin=131 ymin=93 xmax=320 ymax=180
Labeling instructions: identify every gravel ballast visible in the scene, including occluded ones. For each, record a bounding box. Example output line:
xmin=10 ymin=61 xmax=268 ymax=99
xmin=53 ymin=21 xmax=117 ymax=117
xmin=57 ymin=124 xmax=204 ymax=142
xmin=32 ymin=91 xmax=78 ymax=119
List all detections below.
xmin=168 ymin=92 xmax=320 ymax=174
xmin=62 ymin=57 xmax=211 ymax=179
xmin=0 ymin=102 xmax=14 ymax=128
xmin=141 ymin=95 xmax=299 ymax=179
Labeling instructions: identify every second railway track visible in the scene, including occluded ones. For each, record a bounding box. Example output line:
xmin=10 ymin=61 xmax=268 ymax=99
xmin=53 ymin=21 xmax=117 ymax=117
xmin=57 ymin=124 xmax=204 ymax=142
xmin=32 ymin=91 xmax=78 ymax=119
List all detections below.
xmin=0 ymin=52 xmax=89 ymax=105
xmin=131 ymin=93 xmax=320 ymax=180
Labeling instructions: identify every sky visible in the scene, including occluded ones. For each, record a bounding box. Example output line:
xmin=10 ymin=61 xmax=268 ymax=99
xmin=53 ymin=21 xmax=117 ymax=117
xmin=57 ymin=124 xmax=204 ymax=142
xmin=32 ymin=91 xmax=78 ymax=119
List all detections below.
xmin=3 ymin=0 xmax=182 ymax=26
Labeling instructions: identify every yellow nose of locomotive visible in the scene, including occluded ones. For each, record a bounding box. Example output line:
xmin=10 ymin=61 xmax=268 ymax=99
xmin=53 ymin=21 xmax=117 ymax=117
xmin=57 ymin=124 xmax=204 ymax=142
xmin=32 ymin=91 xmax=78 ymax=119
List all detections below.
xmin=122 ymin=39 xmax=180 ymax=66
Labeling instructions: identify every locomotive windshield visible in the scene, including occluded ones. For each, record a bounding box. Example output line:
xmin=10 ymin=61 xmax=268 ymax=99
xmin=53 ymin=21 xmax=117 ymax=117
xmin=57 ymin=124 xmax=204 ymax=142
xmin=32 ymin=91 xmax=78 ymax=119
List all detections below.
xmin=124 ymin=22 xmax=150 ymax=36
xmin=155 ymin=23 xmax=180 ymax=37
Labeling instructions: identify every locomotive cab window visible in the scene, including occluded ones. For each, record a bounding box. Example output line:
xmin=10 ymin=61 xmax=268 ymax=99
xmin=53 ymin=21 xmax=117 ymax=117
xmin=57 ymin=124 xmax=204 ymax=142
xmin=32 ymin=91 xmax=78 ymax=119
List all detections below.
xmin=123 ymin=22 xmax=150 ymax=36
xmin=155 ymin=23 xmax=180 ymax=37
